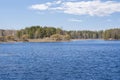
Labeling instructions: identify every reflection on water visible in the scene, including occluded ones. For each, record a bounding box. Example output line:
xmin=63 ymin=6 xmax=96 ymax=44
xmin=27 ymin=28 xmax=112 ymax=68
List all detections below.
xmin=0 ymin=40 xmax=120 ymax=80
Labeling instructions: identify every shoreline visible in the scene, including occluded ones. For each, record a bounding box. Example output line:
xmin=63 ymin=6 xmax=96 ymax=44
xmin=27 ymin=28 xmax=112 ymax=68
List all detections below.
xmin=71 ymin=39 xmax=103 ymax=41
xmin=0 ymin=39 xmax=71 ymax=43
xmin=0 ymin=39 xmax=120 ymax=43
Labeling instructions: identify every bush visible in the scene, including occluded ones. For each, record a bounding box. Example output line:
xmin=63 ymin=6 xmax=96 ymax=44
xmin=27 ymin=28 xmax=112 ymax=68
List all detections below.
xmin=50 ymin=34 xmax=70 ymax=41
xmin=0 ymin=36 xmax=4 ymax=41
xmin=50 ymin=34 xmax=62 ymax=41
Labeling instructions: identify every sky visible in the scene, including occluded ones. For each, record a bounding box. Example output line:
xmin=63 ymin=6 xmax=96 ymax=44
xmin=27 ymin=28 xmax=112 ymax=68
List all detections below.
xmin=0 ymin=0 xmax=120 ymax=30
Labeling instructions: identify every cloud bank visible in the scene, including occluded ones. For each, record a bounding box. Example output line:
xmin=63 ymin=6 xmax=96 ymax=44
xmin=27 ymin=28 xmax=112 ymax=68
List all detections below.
xmin=30 ymin=0 xmax=120 ymax=16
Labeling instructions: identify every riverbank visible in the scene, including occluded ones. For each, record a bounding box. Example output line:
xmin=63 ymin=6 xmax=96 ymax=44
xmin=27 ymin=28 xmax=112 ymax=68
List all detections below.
xmin=1 ymin=39 xmax=120 ymax=43
xmin=71 ymin=39 xmax=104 ymax=41
xmin=28 ymin=39 xmax=57 ymax=42
xmin=0 ymin=38 xmax=70 ymax=43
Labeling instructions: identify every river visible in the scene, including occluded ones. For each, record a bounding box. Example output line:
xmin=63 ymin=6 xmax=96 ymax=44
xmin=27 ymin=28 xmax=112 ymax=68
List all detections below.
xmin=0 ymin=40 xmax=120 ymax=80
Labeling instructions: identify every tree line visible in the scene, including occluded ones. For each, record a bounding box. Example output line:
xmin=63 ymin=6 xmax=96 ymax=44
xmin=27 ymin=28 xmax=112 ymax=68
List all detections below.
xmin=0 ymin=26 xmax=120 ymax=42
xmin=67 ymin=28 xmax=120 ymax=40
xmin=16 ymin=26 xmax=120 ymax=40
xmin=67 ymin=30 xmax=103 ymax=39
xmin=16 ymin=26 xmax=70 ymax=41
xmin=103 ymin=28 xmax=120 ymax=40
xmin=0 ymin=30 xmax=16 ymax=42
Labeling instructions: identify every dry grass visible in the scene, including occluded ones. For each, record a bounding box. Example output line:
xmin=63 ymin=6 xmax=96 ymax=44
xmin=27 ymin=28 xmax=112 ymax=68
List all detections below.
xmin=28 ymin=39 xmax=56 ymax=42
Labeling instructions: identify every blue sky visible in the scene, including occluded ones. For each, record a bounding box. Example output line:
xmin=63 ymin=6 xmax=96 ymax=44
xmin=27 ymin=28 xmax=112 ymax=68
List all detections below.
xmin=0 ymin=0 xmax=120 ymax=30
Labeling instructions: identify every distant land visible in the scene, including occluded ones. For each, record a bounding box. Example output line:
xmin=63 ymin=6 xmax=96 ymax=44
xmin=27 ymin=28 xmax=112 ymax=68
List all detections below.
xmin=0 ymin=26 xmax=120 ymax=42
xmin=0 ymin=29 xmax=17 ymax=36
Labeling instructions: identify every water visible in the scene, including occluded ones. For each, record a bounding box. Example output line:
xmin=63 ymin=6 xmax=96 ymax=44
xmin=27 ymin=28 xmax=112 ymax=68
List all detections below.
xmin=0 ymin=40 xmax=120 ymax=80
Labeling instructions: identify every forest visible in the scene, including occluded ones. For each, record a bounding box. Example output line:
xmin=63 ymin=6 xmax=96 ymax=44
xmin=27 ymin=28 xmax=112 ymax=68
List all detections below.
xmin=16 ymin=26 xmax=70 ymax=41
xmin=68 ymin=29 xmax=120 ymax=40
xmin=16 ymin=26 xmax=120 ymax=40
xmin=0 ymin=26 xmax=120 ymax=42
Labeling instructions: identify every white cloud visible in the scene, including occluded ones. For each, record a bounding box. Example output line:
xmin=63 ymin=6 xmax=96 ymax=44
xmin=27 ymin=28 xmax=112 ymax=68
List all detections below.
xmin=30 ymin=1 xmax=53 ymax=10
xmin=30 ymin=4 xmax=49 ymax=10
xmin=69 ymin=18 xmax=82 ymax=22
xmin=30 ymin=0 xmax=120 ymax=16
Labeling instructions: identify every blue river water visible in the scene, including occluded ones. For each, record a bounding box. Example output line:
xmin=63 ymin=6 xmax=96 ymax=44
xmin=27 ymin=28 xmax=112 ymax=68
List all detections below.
xmin=0 ymin=40 xmax=120 ymax=80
